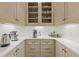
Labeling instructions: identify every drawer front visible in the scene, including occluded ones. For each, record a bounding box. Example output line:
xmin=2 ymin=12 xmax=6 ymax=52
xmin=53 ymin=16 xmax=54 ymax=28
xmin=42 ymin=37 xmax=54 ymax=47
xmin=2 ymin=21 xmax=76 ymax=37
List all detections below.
xmin=26 ymin=39 xmax=40 ymax=44
xmin=40 ymin=39 xmax=54 ymax=44
xmin=41 ymin=44 xmax=54 ymax=49
xmin=41 ymin=52 xmax=53 ymax=57
xmin=26 ymin=52 xmax=40 ymax=57
xmin=26 ymin=44 xmax=40 ymax=52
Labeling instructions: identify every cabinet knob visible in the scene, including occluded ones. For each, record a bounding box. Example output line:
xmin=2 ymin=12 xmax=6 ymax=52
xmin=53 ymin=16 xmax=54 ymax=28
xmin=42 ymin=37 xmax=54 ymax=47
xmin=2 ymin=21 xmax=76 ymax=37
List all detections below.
xmin=15 ymin=18 xmax=19 ymax=21
xmin=62 ymin=18 xmax=66 ymax=21
xmin=15 ymin=48 xmax=19 ymax=52
xmin=62 ymin=49 xmax=67 ymax=53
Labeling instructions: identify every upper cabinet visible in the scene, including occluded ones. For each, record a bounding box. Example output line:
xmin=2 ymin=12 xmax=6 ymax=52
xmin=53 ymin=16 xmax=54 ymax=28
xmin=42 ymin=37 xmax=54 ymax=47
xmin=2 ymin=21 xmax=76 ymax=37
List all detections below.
xmin=66 ymin=2 xmax=79 ymax=24
xmin=54 ymin=2 xmax=79 ymax=25
xmin=0 ymin=3 xmax=16 ymax=24
xmin=1 ymin=2 xmax=79 ymax=26
xmin=54 ymin=2 xmax=67 ymax=26
xmin=0 ymin=2 xmax=26 ymax=25
xmin=16 ymin=3 xmax=26 ymax=25
xmin=26 ymin=2 xmax=53 ymax=26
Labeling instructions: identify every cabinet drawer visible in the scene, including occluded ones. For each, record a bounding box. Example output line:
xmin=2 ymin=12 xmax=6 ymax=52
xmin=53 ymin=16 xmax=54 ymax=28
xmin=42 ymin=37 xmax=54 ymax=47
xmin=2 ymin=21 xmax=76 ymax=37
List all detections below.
xmin=26 ymin=44 xmax=40 ymax=52
xmin=26 ymin=44 xmax=40 ymax=48
xmin=40 ymin=39 xmax=54 ymax=44
xmin=26 ymin=39 xmax=40 ymax=44
xmin=41 ymin=44 xmax=54 ymax=48
xmin=41 ymin=48 xmax=53 ymax=52
xmin=26 ymin=52 xmax=40 ymax=57
xmin=41 ymin=52 xmax=53 ymax=57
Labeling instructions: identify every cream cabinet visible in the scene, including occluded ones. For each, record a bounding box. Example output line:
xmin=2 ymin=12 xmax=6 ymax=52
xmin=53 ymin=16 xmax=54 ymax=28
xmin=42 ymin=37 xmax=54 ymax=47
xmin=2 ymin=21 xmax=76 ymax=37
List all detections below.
xmin=0 ymin=2 xmax=26 ymax=25
xmin=56 ymin=41 xmax=65 ymax=57
xmin=40 ymin=39 xmax=55 ymax=57
xmin=15 ymin=3 xmax=26 ymax=25
xmin=6 ymin=41 xmax=25 ymax=57
xmin=54 ymin=2 xmax=67 ymax=26
xmin=25 ymin=39 xmax=55 ymax=57
xmin=65 ymin=47 xmax=79 ymax=57
xmin=56 ymin=41 xmax=79 ymax=57
xmin=66 ymin=2 xmax=79 ymax=24
xmin=26 ymin=2 xmax=54 ymax=26
xmin=0 ymin=2 xmax=16 ymax=24
xmin=26 ymin=39 xmax=40 ymax=57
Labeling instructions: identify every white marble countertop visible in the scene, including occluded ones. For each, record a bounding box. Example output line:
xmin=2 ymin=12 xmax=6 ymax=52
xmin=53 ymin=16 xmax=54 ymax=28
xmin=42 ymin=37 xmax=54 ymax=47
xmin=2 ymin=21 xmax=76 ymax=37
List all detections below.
xmin=0 ymin=37 xmax=79 ymax=57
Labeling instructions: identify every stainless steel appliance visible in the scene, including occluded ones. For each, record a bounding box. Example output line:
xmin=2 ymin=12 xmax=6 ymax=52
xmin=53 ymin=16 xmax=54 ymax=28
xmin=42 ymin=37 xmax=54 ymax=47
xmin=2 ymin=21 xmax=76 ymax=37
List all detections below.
xmin=9 ymin=31 xmax=18 ymax=41
xmin=0 ymin=33 xmax=10 ymax=47
xmin=33 ymin=29 xmax=37 ymax=38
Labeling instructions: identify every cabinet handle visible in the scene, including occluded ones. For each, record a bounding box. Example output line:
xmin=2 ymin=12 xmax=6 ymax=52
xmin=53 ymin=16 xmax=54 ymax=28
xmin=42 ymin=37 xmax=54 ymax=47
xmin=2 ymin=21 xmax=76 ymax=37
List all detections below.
xmin=15 ymin=18 xmax=19 ymax=21
xmin=62 ymin=49 xmax=64 ymax=51
xmin=62 ymin=49 xmax=67 ymax=53
xmin=15 ymin=48 xmax=19 ymax=52
xmin=62 ymin=18 xmax=66 ymax=21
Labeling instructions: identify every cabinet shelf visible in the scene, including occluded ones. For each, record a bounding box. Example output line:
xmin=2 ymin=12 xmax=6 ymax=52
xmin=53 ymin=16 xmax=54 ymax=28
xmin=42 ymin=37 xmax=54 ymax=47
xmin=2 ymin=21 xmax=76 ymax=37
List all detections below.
xmin=42 ymin=6 xmax=51 ymax=8
xmin=28 ymin=18 xmax=38 ymax=19
xmin=41 ymin=3 xmax=52 ymax=23
xmin=42 ymin=17 xmax=51 ymax=19
xmin=28 ymin=6 xmax=38 ymax=8
xmin=28 ymin=12 xmax=38 ymax=14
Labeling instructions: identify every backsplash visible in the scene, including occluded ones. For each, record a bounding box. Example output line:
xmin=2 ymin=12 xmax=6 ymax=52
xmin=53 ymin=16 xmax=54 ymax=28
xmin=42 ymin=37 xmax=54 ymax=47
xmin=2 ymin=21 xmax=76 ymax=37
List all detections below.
xmin=0 ymin=24 xmax=79 ymax=43
xmin=56 ymin=24 xmax=79 ymax=43
xmin=0 ymin=24 xmax=55 ymax=38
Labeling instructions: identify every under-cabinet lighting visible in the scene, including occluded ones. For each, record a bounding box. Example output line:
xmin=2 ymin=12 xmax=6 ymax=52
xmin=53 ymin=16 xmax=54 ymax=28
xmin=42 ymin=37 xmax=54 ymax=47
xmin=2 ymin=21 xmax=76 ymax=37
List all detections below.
xmin=34 ymin=26 xmax=44 ymax=29
xmin=1 ymin=24 xmax=16 ymax=29
xmin=64 ymin=24 xmax=77 ymax=29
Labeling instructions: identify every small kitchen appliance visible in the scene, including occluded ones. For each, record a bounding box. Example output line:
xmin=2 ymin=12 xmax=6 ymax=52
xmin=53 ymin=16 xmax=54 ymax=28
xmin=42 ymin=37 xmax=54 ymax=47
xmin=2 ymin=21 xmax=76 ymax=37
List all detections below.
xmin=9 ymin=31 xmax=18 ymax=41
xmin=0 ymin=33 xmax=10 ymax=47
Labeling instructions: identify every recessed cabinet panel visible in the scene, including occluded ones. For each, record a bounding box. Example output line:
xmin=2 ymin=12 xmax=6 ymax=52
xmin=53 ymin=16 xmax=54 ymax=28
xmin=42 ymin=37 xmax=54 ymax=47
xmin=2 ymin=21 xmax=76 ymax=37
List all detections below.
xmin=56 ymin=41 xmax=79 ymax=57
xmin=25 ymin=39 xmax=55 ymax=57
xmin=54 ymin=2 xmax=65 ymax=25
xmin=66 ymin=2 xmax=79 ymax=24
xmin=56 ymin=41 xmax=65 ymax=57
xmin=0 ymin=2 xmax=16 ymax=24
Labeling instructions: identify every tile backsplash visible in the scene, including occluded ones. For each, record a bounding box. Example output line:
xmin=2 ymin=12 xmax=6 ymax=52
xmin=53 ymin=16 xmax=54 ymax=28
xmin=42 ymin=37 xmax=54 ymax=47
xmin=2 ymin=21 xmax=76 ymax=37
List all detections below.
xmin=0 ymin=24 xmax=55 ymax=38
xmin=0 ymin=24 xmax=79 ymax=43
xmin=56 ymin=24 xmax=79 ymax=43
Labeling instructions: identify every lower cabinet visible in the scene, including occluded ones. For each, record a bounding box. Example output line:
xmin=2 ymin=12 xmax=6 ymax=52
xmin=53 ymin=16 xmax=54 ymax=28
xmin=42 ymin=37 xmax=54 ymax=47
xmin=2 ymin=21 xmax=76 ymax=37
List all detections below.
xmin=25 ymin=39 xmax=55 ymax=57
xmin=5 ymin=39 xmax=79 ymax=57
xmin=6 ymin=41 xmax=25 ymax=57
xmin=56 ymin=41 xmax=79 ymax=57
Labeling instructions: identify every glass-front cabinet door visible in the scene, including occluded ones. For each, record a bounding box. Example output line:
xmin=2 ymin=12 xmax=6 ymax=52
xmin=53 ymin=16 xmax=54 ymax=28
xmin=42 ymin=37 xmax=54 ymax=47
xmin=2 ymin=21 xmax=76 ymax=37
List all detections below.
xmin=26 ymin=2 xmax=53 ymax=25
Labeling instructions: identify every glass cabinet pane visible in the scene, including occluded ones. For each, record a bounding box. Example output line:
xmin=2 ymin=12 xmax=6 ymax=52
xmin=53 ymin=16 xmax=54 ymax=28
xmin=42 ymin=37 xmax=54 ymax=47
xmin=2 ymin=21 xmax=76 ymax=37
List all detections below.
xmin=41 ymin=2 xmax=52 ymax=23
xmin=28 ymin=2 xmax=38 ymax=23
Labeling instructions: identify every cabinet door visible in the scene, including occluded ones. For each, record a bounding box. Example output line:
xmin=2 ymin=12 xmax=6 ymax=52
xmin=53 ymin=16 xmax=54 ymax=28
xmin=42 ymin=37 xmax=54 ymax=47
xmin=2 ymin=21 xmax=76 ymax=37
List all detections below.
xmin=40 ymin=40 xmax=55 ymax=57
xmin=65 ymin=48 xmax=79 ymax=57
xmin=54 ymin=2 xmax=66 ymax=25
xmin=6 ymin=41 xmax=25 ymax=57
xmin=6 ymin=50 xmax=16 ymax=57
xmin=25 ymin=39 xmax=41 ymax=57
xmin=67 ymin=2 xmax=79 ymax=24
xmin=16 ymin=41 xmax=25 ymax=57
xmin=41 ymin=44 xmax=54 ymax=57
xmin=0 ymin=2 xmax=16 ymax=24
xmin=16 ymin=3 xmax=26 ymax=25
xmin=56 ymin=41 xmax=65 ymax=57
